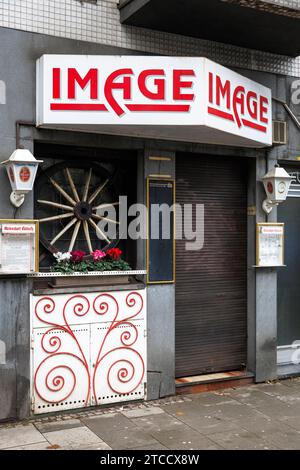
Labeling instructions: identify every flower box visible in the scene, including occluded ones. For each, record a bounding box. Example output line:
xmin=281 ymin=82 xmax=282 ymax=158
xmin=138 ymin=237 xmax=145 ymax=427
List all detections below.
xmin=49 ymin=273 xmax=131 ymax=288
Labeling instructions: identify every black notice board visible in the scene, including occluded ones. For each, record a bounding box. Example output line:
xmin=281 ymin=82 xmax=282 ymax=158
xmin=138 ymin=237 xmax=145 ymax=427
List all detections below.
xmin=147 ymin=178 xmax=175 ymax=284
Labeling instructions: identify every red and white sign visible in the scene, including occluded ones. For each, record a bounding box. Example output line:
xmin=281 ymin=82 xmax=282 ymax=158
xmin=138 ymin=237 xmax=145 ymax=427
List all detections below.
xmin=36 ymin=55 xmax=272 ymax=147
xmin=2 ymin=223 xmax=35 ymax=234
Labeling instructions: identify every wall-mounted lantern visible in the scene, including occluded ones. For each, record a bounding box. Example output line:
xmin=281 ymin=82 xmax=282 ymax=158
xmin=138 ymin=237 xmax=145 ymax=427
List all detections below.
xmin=262 ymin=164 xmax=293 ymax=214
xmin=1 ymin=149 xmax=43 ymax=208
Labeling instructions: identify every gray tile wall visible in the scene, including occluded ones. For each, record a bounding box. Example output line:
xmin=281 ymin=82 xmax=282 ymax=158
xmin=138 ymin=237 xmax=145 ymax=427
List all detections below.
xmin=0 ymin=0 xmax=300 ymax=77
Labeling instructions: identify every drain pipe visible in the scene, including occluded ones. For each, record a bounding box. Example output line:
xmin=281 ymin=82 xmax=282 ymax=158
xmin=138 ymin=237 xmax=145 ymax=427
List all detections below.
xmin=15 ymin=120 xmax=36 ymax=149
xmin=272 ymin=97 xmax=300 ymax=131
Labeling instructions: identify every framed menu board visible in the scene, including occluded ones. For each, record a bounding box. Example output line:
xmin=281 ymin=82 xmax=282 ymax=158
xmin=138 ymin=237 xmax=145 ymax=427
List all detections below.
xmin=256 ymin=223 xmax=284 ymax=267
xmin=0 ymin=219 xmax=39 ymax=275
xmin=146 ymin=178 xmax=175 ymax=284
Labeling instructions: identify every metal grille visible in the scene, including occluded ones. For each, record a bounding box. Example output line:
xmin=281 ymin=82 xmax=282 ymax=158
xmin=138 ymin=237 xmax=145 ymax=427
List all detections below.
xmin=175 ymin=153 xmax=247 ymax=377
xmin=273 ymin=120 xmax=287 ymax=144
xmin=31 ymin=289 xmax=146 ymax=414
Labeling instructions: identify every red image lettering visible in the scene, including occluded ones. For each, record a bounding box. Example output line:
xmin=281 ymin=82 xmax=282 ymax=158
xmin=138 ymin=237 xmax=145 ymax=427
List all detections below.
xmin=260 ymin=96 xmax=269 ymax=124
xmin=173 ymin=70 xmax=195 ymax=101
xmin=246 ymin=91 xmax=258 ymax=120
xmin=104 ymin=68 xmax=133 ymax=116
xmin=52 ymin=68 xmax=61 ymax=99
xmin=138 ymin=69 xmax=165 ymax=100
xmin=68 ymin=68 xmax=98 ymax=100
xmin=216 ymin=75 xmax=231 ymax=110
xmin=232 ymin=86 xmax=245 ymax=128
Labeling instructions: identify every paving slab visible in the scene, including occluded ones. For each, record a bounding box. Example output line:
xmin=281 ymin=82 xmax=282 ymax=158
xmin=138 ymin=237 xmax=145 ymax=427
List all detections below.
xmin=99 ymin=428 xmax=160 ymax=450
xmin=82 ymin=411 xmax=158 ymax=448
xmin=253 ymin=382 xmax=292 ymax=395
xmin=0 ymin=424 xmax=46 ymax=449
xmin=189 ymin=392 xmax=238 ymax=407
xmin=82 ymin=412 xmax=136 ymax=434
xmin=182 ymin=417 xmax=241 ymax=435
xmin=254 ymin=401 xmax=300 ymax=420
xmin=150 ymin=427 xmax=222 ymax=450
xmin=228 ymin=388 xmax=281 ymax=406
xmin=262 ymin=430 xmax=300 ymax=450
xmin=208 ymin=430 xmax=279 ymax=450
xmin=35 ymin=418 xmax=83 ymax=434
xmin=133 ymin=442 xmax=169 ymax=450
xmin=236 ymin=414 xmax=293 ymax=436
xmin=278 ymin=416 xmax=300 ymax=431
xmin=163 ymin=401 xmax=240 ymax=434
xmin=4 ymin=442 xmax=54 ymax=451
xmin=132 ymin=412 xmax=185 ymax=433
xmin=43 ymin=426 xmax=105 ymax=449
xmin=121 ymin=406 xmax=164 ymax=419
xmin=64 ymin=443 xmax=112 ymax=450
xmin=255 ymin=383 xmax=300 ymax=404
xmin=162 ymin=400 xmax=222 ymax=418
xmin=228 ymin=388 xmax=300 ymax=420
xmin=212 ymin=401 xmax=265 ymax=421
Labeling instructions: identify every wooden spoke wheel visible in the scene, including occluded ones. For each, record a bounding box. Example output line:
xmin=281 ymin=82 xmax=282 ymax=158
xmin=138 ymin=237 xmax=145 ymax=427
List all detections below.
xmin=35 ymin=161 xmax=120 ymax=264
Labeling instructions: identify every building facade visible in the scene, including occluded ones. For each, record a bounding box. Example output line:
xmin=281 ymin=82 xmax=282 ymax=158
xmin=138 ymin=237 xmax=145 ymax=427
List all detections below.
xmin=0 ymin=0 xmax=300 ymax=421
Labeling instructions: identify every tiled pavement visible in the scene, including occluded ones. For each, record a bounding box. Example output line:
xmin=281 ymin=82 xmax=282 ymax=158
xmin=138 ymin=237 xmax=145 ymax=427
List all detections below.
xmin=2 ymin=379 xmax=300 ymax=450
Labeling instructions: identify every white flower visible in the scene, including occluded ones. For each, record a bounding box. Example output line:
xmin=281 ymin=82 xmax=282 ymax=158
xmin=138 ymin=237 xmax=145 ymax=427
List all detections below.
xmin=53 ymin=252 xmax=71 ymax=263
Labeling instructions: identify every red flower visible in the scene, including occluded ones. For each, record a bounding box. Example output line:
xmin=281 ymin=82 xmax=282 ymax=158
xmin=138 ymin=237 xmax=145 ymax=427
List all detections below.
xmin=107 ymin=248 xmax=122 ymax=261
xmin=71 ymin=250 xmax=86 ymax=262
xmin=91 ymin=249 xmax=106 ymax=261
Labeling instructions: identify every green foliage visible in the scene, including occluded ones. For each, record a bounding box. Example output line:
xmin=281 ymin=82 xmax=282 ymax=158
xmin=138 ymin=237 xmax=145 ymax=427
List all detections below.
xmin=51 ymin=258 xmax=132 ymax=274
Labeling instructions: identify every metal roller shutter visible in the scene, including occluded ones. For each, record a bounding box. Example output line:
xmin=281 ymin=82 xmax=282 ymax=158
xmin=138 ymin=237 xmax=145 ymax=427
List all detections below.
xmin=175 ymin=153 xmax=247 ymax=378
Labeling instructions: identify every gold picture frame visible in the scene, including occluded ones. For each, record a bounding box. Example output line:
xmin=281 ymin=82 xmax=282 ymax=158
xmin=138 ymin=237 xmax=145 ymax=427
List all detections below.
xmin=256 ymin=222 xmax=284 ymax=267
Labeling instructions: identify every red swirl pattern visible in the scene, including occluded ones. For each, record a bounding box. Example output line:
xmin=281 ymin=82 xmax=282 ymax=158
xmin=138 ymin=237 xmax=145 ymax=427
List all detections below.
xmin=92 ymin=291 xmax=144 ymax=403
xmin=41 ymin=328 xmax=62 ymax=354
xmin=33 ymin=291 xmax=145 ymax=408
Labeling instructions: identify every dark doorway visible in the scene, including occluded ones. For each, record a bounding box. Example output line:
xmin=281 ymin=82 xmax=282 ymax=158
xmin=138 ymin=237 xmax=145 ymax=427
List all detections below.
xmin=175 ymin=153 xmax=247 ymax=377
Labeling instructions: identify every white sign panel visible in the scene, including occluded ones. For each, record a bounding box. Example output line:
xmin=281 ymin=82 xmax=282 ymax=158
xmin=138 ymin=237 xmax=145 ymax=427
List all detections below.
xmin=0 ymin=220 xmax=38 ymax=274
xmin=256 ymin=223 xmax=284 ymax=267
xmin=36 ymin=55 xmax=272 ymax=147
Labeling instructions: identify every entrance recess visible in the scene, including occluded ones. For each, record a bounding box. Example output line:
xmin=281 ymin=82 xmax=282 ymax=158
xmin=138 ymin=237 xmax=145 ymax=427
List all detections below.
xmin=278 ymin=169 xmax=300 ymax=368
xmin=175 ymin=153 xmax=247 ymax=378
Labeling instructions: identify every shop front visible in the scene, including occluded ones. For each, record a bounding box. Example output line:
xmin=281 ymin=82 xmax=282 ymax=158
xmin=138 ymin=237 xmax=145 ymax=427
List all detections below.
xmin=1 ymin=32 xmax=283 ymax=421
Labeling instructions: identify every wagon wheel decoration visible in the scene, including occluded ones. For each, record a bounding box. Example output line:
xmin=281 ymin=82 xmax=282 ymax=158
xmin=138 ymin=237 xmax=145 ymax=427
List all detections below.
xmin=35 ymin=162 xmax=120 ymax=262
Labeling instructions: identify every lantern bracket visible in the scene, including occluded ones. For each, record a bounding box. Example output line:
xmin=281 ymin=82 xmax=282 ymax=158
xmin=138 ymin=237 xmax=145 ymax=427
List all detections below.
xmin=10 ymin=191 xmax=25 ymax=208
xmin=262 ymin=199 xmax=276 ymax=215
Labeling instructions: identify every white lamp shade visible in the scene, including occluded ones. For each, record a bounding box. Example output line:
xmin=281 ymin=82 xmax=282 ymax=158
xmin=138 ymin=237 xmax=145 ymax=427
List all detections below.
xmin=262 ymin=166 xmax=293 ymax=204
xmin=2 ymin=149 xmax=43 ymax=194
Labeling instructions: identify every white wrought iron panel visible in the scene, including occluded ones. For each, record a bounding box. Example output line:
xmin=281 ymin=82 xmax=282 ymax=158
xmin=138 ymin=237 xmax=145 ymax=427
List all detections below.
xmin=31 ymin=289 xmax=147 ymax=414
xmin=32 ymin=325 xmax=91 ymax=414
xmin=91 ymin=320 xmax=146 ymax=405
xmin=31 ymin=290 xmax=145 ymax=328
